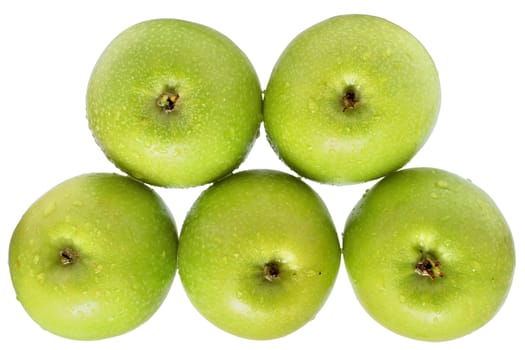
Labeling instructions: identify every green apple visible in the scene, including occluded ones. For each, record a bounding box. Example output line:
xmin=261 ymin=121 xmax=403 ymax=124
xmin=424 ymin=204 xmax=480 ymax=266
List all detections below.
xmin=263 ymin=15 xmax=440 ymax=184
xmin=9 ymin=173 xmax=178 ymax=340
xmin=87 ymin=19 xmax=262 ymax=188
xmin=342 ymin=167 xmax=515 ymax=341
xmin=178 ymin=169 xmax=341 ymax=339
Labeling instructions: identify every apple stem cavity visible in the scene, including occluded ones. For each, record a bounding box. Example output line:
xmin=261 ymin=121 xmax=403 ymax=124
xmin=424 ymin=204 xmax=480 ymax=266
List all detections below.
xmin=342 ymin=87 xmax=359 ymax=112
xmin=60 ymin=247 xmax=79 ymax=266
xmin=263 ymin=261 xmax=281 ymax=282
xmin=157 ymin=91 xmax=180 ymax=113
xmin=415 ymin=251 xmax=444 ymax=280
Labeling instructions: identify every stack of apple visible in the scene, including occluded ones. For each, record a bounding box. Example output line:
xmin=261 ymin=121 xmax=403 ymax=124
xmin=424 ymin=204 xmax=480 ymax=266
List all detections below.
xmin=8 ymin=15 xmax=515 ymax=342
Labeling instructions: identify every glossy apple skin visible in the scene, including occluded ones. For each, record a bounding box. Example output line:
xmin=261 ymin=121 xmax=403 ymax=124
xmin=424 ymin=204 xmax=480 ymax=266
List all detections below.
xmin=87 ymin=19 xmax=262 ymax=188
xmin=178 ymin=169 xmax=341 ymax=339
xmin=264 ymin=15 xmax=440 ymax=184
xmin=342 ymin=167 xmax=515 ymax=341
xmin=9 ymin=173 xmax=178 ymax=340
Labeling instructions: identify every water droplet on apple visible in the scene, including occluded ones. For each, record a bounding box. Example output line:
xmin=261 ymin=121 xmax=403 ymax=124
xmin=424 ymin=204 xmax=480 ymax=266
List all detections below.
xmin=43 ymin=202 xmax=56 ymax=217
xmin=33 ymin=255 xmax=40 ymax=265
xmin=430 ymin=192 xmax=438 ymax=199
xmin=435 ymin=180 xmax=449 ymax=189
xmin=71 ymin=301 xmax=99 ymax=317
xmin=305 ymin=270 xmax=317 ymax=277
xmin=36 ymin=272 xmax=45 ymax=283
xmin=308 ymin=100 xmax=318 ymax=112
xmin=476 ymin=199 xmax=487 ymax=209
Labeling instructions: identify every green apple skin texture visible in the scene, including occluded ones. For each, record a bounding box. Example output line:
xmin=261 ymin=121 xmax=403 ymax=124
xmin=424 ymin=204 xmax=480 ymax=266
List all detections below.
xmin=264 ymin=15 xmax=440 ymax=184
xmin=9 ymin=173 xmax=178 ymax=340
xmin=342 ymin=168 xmax=515 ymax=341
xmin=87 ymin=19 xmax=262 ymax=188
xmin=178 ymin=170 xmax=341 ymax=340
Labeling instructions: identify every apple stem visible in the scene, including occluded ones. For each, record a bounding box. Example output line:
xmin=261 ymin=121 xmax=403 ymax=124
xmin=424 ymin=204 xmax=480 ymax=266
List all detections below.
xmin=157 ymin=92 xmax=180 ymax=113
xmin=263 ymin=261 xmax=281 ymax=282
xmin=415 ymin=251 xmax=444 ymax=280
xmin=60 ymin=247 xmax=79 ymax=266
xmin=342 ymin=88 xmax=359 ymax=112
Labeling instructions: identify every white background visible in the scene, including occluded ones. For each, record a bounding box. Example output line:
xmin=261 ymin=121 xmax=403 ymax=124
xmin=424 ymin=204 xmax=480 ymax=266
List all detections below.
xmin=1 ymin=0 xmax=523 ymax=349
